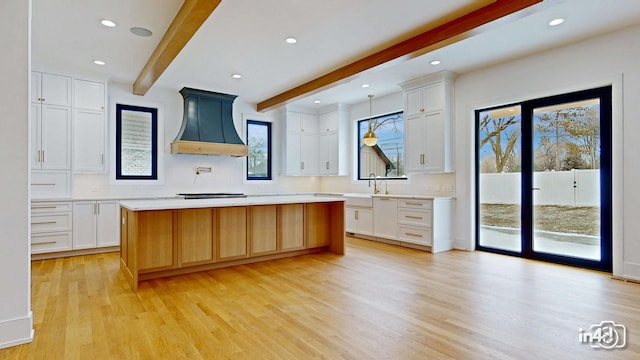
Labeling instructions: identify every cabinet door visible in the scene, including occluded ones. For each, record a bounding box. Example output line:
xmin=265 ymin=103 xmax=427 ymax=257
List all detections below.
xmin=301 ymin=113 xmax=317 ymax=133
xmin=356 ymin=208 xmax=373 ymax=236
xmin=301 ymin=132 xmax=318 ymax=175
xmin=177 ymin=208 xmax=215 ymax=266
xmin=278 ymin=204 xmax=304 ymax=251
xmin=218 ymin=207 xmax=247 ymax=260
xmin=318 ymin=111 xmax=338 ymax=133
xmin=285 ymin=130 xmax=302 ymax=175
xmin=345 ymin=207 xmax=357 ymax=233
xmin=73 ymin=202 xmax=97 ymax=249
xmin=74 ymin=109 xmax=105 ymax=173
xmin=138 ymin=210 xmax=175 ymax=272
xmin=305 ymin=203 xmax=331 ymax=248
xmin=405 ymin=87 xmax=424 ymax=116
xmin=40 ymin=104 xmax=71 ymax=170
xmin=96 ymin=201 xmax=120 ymax=247
xmin=404 ymin=114 xmax=426 ymax=173
xmin=30 ymin=103 xmax=41 ymax=170
xmin=286 ymin=111 xmax=302 ymax=131
xmin=41 ymin=73 xmax=72 ymax=106
xmin=249 ymin=205 xmax=277 ymax=256
xmin=423 ymin=112 xmax=444 ymax=171
xmin=318 ymin=132 xmax=338 ymax=175
xmin=422 ymin=82 xmax=445 ymax=113
xmin=74 ymin=80 xmax=105 ymax=110
xmin=373 ymin=197 xmax=398 ymax=239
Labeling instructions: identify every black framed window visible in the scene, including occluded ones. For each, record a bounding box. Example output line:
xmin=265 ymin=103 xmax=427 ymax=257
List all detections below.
xmin=115 ymin=104 xmax=158 ymax=180
xmin=357 ymin=111 xmax=405 ymax=180
xmin=246 ymin=120 xmax=272 ymax=180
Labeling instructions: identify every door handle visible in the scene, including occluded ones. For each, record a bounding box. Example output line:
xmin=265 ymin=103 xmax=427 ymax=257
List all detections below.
xmin=532 ymin=187 xmax=541 ymax=191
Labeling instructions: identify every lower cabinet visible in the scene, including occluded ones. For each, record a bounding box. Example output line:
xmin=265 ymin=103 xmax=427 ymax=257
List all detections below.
xmin=373 ymin=197 xmax=398 ymax=239
xmin=73 ymin=201 xmax=120 ymax=249
xmin=345 ymin=206 xmax=373 ymax=236
xmin=120 ymin=201 xmax=345 ymax=290
xmin=31 ymin=201 xmax=73 ymax=254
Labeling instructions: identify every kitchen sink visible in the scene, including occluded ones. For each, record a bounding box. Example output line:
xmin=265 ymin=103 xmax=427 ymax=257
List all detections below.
xmin=178 ymin=193 xmax=247 ymax=199
xmin=343 ymin=193 xmax=373 ymax=207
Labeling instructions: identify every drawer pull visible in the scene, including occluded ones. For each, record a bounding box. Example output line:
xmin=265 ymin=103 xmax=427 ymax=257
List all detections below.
xmin=405 ymin=232 xmax=423 ymax=238
xmin=31 ymin=221 xmax=57 ymax=225
xmin=31 ymin=183 xmax=56 ymax=186
xmin=405 ymin=202 xmax=424 ymax=206
xmin=32 ymin=241 xmax=57 ymax=245
xmin=406 ymin=215 xmax=423 ymax=220
xmin=32 ymin=206 xmax=57 ymax=209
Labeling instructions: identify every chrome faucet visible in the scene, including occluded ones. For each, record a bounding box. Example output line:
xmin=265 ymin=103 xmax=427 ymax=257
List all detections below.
xmin=368 ymin=173 xmax=379 ymax=194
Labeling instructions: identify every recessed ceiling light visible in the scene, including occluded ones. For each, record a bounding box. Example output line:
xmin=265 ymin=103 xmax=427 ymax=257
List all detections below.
xmin=231 ymin=74 xmax=242 ymax=79
xmin=285 ymin=37 xmax=297 ymax=44
xmin=430 ymin=60 xmax=441 ymax=65
xmin=101 ymin=19 xmax=116 ymax=27
xmin=313 ymin=100 xmax=321 ymax=104
xmin=130 ymin=26 xmax=153 ymax=37
xmin=549 ymin=18 xmax=564 ymax=26
xmin=361 ymin=84 xmax=370 ymax=88
xmin=93 ymin=60 xmax=106 ymax=66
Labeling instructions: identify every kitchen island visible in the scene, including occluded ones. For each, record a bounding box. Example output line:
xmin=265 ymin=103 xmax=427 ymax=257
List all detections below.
xmin=119 ymin=195 xmax=345 ymax=290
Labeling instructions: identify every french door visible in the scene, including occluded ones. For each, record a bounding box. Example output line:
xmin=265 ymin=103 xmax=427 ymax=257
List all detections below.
xmin=476 ymin=86 xmax=612 ymax=271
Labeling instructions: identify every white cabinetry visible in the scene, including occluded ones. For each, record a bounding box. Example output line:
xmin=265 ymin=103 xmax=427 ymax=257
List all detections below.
xmin=73 ymin=79 xmax=106 ymax=173
xmin=73 ymin=201 xmax=120 ymax=249
xmin=373 ymin=197 xmax=398 ymax=239
xmin=400 ymin=71 xmax=455 ymax=173
xmin=283 ymin=105 xmax=349 ymax=176
xmin=31 ymin=72 xmax=72 ymax=106
xmin=31 ymin=202 xmax=73 ymax=254
xmin=284 ymin=110 xmax=318 ymax=175
xmin=346 ymin=207 xmax=373 ymax=236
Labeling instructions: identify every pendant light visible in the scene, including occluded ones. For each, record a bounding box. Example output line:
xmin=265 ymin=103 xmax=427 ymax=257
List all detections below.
xmin=363 ymin=94 xmax=378 ymax=146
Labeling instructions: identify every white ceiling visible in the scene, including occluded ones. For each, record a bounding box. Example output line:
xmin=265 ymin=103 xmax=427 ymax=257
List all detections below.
xmin=32 ymin=0 xmax=640 ymax=112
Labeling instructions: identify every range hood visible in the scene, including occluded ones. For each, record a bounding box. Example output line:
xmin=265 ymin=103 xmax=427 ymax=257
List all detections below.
xmin=171 ymin=87 xmax=248 ymax=156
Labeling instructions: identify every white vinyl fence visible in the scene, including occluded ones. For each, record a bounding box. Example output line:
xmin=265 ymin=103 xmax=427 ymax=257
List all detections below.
xmin=480 ymin=169 xmax=599 ymax=206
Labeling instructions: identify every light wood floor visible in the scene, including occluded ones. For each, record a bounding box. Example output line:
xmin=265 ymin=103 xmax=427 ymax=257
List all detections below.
xmin=2 ymin=237 xmax=639 ymax=359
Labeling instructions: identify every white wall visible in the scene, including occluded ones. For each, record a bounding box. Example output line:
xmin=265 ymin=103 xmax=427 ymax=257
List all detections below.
xmin=0 ymin=0 xmax=34 ymax=348
xmin=454 ymin=24 xmax=639 ymax=279
xmin=319 ymin=91 xmax=456 ymax=196
xmin=72 ymin=82 xmax=320 ymax=198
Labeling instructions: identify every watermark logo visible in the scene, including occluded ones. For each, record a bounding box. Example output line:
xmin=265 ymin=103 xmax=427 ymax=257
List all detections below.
xmin=579 ymin=321 xmax=626 ymax=349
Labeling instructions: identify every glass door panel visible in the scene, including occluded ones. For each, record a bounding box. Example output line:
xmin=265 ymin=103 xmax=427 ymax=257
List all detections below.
xmin=477 ymin=105 xmax=522 ymax=253
xmin=532 ymin=99 xmax=601 ymax=260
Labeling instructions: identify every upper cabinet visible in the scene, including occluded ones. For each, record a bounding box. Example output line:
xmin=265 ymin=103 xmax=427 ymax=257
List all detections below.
xmin=32 ymin=72 xmax=72 ymax=106
xmin=283 ymin=105 xmax=349 ymax=176
xmin=400 ymin=71 xmax=456 ymax=173
xmin=74 ymin=79 xmax=105 ymax=111
xmin=73 ymin=79 xmax=106 ymax=173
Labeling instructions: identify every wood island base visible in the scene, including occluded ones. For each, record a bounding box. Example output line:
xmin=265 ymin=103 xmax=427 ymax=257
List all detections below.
xmin=119 ymin=199 xmax=344 ymax=290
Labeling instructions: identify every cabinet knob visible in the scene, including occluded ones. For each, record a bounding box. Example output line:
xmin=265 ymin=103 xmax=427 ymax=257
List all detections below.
xmin=420 ymin=108 xmax=424 ymax=112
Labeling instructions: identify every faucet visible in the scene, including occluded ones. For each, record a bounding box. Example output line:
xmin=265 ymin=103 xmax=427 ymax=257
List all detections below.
xmin=368 ymin=173 xmax=379 ymax=194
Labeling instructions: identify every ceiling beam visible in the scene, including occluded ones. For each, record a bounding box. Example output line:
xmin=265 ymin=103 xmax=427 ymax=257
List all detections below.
xmin=133 ymin=0 xmax=221 ymax=95
xmin=256 ymin=0 xmax=542 ymax=112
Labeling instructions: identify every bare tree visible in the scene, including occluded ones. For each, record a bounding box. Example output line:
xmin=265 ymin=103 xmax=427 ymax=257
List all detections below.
xmin=479 ymin=114 xmax=520 ymax=173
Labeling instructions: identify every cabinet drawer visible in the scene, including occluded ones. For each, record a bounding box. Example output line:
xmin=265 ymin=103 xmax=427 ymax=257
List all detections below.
xmin=31 ymin=201 xmax=72 ymax=213
xmin=31 ymin=213 xmax=72 ymax=233
xmin=398 ymin=225 xmax=432 ymax=246
xmin=31 ymin=232 xmax=73 ymax=254
xmin=398 ymin=209 xmax=431 ymax=226
xmin=398 ymin=199 xmax=432 ymax=210
xmin=31 ymin=171 xmax=71 ymax=198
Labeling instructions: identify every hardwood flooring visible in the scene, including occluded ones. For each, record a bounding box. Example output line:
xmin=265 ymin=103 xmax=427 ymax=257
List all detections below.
xmin=2 ymin=237 xmax=639 ymax=359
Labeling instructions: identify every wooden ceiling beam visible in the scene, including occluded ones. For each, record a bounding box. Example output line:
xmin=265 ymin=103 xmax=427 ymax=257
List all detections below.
xmin=256 ymin=0 xmax=542 ymax=112
xmin=133 ymin=0 xmax=221 ymax=95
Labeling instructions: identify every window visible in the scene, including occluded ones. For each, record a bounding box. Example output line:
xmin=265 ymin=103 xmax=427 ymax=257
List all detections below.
xmin=115 ymin=104 xmax=158 ymax=180
xmin=246 ymin=120 xmax=272 ymax=180
xmin=357 ymin=111 xmax=405 ymax=180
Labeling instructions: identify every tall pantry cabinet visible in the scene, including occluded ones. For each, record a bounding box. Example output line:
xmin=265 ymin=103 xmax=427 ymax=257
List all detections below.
xmin=400 ymin=71 xmax=456 ymax=173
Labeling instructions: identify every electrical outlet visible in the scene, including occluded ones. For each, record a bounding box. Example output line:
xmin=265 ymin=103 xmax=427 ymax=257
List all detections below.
xmin=443 ymin=184 xmax=453 ymax=192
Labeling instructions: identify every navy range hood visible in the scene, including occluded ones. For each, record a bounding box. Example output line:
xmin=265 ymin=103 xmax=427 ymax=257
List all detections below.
xmin=171 ymin=87 xmax=248 ymax=156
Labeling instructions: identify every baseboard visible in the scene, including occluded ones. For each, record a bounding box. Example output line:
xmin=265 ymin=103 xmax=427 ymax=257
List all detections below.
xmin=0 ymin=311 xmax=34 ymax=349
xmin=622 ymin=261 xmax=640 ymax=282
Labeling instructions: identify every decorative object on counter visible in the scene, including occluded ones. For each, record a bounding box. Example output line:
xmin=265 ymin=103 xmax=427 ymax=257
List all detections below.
xmin=363 ymin=94 xmax=378 ymax=146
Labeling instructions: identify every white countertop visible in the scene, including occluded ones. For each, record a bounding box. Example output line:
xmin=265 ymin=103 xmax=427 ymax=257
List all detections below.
xmin=120 ymin=194 xmax=345 ymax=211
